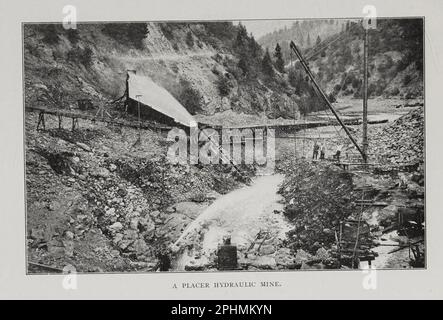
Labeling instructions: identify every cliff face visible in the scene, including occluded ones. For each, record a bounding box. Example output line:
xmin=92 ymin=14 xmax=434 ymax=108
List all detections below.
xmin=24 ymin=22 xmax=302 ymax=121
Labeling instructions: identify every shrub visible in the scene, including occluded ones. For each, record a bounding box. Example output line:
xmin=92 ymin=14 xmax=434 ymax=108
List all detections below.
xmin=344 ymin=88 xmax=353 ymax=95
xmin=213 ymin=53 xmax=223 ymax=63
xmin=216 ymin=74 xmax=231 ymax=97
xmin=390 ymin=87 xmax=400 ymax=95
xmin=405 ymin=90 xmax=418 ymax=99
xmin=41 ymin=24 xmax=60 ymax=45
xmin=288 ymin=68 xmax=298 ymax=87
xmin=80 ymin=47 xmax=93 ymax=67
xmin=178 ymin=80 xmax=202 ymax=114
xmin=352 ymin=78 xmax=361 ymax=89
xmin=66 ymin=28 xmax=80 ymax=44
xmin=211 ymin=66 xmax=220 ymax=76
xmin=170 ymin=63 xmax=179 ymax=74
xmin=403 ymin=74 xmax=412 ymax=86
xmin=67 ymin=46 xmax=93 ymax=68
xmin=185 ymin=31 xmax=194 ymax=47
xmin=226 ymin=63 xmax=243 ymax=80
xmin=159 ymin=23 xmax=176 ymax=40
xmin=368 ymin=83 xmax=377 ymax=97
xmin=377 ymin=55 xmax=394 ymax=73
xmin=375 ymin=84 xmax=385 ymax=96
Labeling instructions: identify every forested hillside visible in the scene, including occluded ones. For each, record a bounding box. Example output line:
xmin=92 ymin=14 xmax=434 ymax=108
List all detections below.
xmin=288 ymin=19 xmax=424 ymax=100
xmin=258 ymin=19 xmax=346 ymax=62
xmin=24 ymin=22 xmax=317 ymax=120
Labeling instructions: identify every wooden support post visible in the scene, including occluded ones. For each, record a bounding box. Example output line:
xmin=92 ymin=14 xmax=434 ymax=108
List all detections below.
xmin=362 ymin=27 xmax=369 ymax=163
xmin=58 ymin=115 xmax=63 ymax=130
xmin=71 ymin=118 xmax=78 ymax=131
xmin=37 ymin=111 xmax=45 ymax=131
xmin=135 ymin=94 xmax=142 ymax=146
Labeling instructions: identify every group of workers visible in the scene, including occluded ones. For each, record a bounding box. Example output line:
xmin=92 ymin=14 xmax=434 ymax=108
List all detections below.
xmin=312 ymin=141 xmax=343 ymax=162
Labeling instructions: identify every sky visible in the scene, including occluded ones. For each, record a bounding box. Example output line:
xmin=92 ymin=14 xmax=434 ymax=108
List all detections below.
xmin=237 ymin=20 xmax=295 ymax=39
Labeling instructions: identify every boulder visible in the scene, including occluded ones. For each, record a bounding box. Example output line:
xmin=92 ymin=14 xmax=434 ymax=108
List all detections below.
xmin=379 ymin=205 xmax=399 ymax=226
xmin=63 ymin=239 xmax=75 ymax=257
xmin=91 ymin=167 xmax=110 ymax=179
xmin=118 ymin=240 xmax=133 ymax=251
xmin=47 ymin=239 xmax=65 ymax=257
xmin=113 ymin=233 xmax=123 ymax=244
xmin=30 ymin=228 xmax=45 ymax=241
xmin=260 ymin=244 xmax=276 ymax=255
xmin=139 ymin=217 xmax=155 ymax=234
xmin=251 ymin=256 xmax=277 ymax=270
xmin=123 ymin=229 xmax=138 ymax=241
xmin=108 ymin=222 xmax=123 ymax=233
xmin=65 ymin=230 xmax=74 ymax=240
xmin=133 ymin=239 xmax=148 ymax=255
xmin=130 ymin=218 xmax=139 ymax=230
xmin=75 ymin=142 xmax=92 ymax=152
xmin=315 ymin=247 xmax=330 ymax=261
xmin=294 ymin=249 xmax=312 ymax=265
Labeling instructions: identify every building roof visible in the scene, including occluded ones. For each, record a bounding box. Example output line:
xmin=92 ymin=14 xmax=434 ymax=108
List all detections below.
xmin=127 ymin=72 xmax=198 ymax=127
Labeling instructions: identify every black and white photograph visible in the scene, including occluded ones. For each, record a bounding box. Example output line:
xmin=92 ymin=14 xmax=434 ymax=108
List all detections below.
xmin=23 ymin=16 xmax=425 ymax=274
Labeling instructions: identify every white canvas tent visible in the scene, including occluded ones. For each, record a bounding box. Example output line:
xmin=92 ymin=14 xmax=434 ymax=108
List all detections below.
xmin=126 ymin=71 xmax=198 ymax=127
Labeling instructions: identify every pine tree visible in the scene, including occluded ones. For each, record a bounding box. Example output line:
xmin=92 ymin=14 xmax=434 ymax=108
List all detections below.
xmin=248 ymin=35 xmax=262 ymax=60
xmin=274 ymin=43 xmax=285 ymax=73
xmin=234 ymin=23 xmax=249 ymax=50
xmin=306 ymin=33 xmax=311 ymax=47
xmin=186 ymin=31 xmax=194 ymax=47
xmin=238 ymin=51 xmax=250 ymax=76
xmin=316 ymin=35 xmax=321 ymax=46
xmin=299 ymin=35 xmax=304 ymax=47
xmin=262 ymin=48 xmax=274 ymax=77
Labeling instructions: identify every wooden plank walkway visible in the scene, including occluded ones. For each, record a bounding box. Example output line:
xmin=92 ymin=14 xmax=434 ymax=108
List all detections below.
xmin=26 ymin=106 xmax=173 ymax=131
xmin=26 ymin=105 xmax=389 ymax=135
xmin=225 ymin=118 xmax=388 ymax=132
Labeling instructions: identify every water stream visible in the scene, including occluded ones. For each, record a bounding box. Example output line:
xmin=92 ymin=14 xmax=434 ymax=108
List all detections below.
xmin=170 ymin=174 xmax=291 ymax=271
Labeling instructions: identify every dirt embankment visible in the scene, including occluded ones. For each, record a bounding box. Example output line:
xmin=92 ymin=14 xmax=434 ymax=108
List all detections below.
xmin=26 ymin=113 xmax=252 ymax=272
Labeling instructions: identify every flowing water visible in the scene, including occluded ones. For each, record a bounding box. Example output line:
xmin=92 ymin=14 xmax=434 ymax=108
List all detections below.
xmin=170 ymin=174 xmax=291 ymax=271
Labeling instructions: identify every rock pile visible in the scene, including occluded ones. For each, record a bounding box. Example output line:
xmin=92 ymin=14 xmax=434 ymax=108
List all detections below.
xmin=369 ymin=107 xmax=424 ymax=165
xmin=277 ymin=160 xmax=359 ymax=259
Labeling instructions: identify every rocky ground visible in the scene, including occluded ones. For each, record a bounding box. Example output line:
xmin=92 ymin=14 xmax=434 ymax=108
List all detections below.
xmin=275 ymin=106 xmax=425 ymax=269
xmin=26 ymin=112 xmax=253 ymax=273
xmin=368 ymin=106 xmax=424 ymax=165
xmin=26 ymin=101 xmax=425 ymax=272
